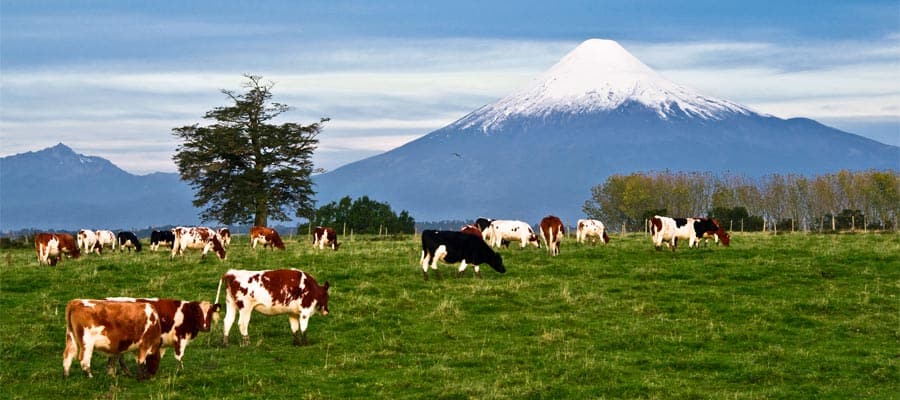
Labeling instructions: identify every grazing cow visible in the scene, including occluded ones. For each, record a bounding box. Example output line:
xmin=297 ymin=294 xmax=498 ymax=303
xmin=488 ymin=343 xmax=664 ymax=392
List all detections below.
xmin=105 ymin=297 xmax=220 ymax=369
xmin=487 ymin=220 xmax=541 ymax=249
xmin=216 ymin=269 xmax=330 ymax=346
xmin=36 ymin=233 xmax=82 ymax=266
xmin=459 ymin=224 xmax=483 ymax=238
xmin=650 ymin=216 xmax=700 ymax=252
xmin=691 ymin=218 xmax=731 ymax=247
xmin=420 ymin=230 xmax=505 ymax=280
xmin=117 ymin=231 xmax=142 ymax=252
xmin=576 ymin=219 xmax=610 ymax=246
xmin=171 ymin=226 xmax=226 ymax=260
xmin=96 ymin=230 xmax=117 ymax=252
xmin=312 ymin=226 xmax=340 ymax=251
xmin=77 ymin=229 xmax=100 ymax=255
xmin=539 ymin=215 xmax=565 ymax=256
xmin=217 ymin=228 xmax=232 ymax=247
xmin=250 ymin=226 xmax=285 ymax=250
xmin=149 ymin=230 xmax=176 ymax=252
xmin=63 ymin=299 xmax=162 ymax=380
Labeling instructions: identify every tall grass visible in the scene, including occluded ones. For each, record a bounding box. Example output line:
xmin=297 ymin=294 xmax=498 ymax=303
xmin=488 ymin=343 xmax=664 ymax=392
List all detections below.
xmin=1 ymin=232 xmax=897 ymax=399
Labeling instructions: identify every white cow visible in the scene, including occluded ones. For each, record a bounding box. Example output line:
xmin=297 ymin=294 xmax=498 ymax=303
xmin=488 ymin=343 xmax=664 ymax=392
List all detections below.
xmin=95 ymin=230 xmax=117 ymax=252
xmin=649 ymin=216 xmax=698 ymax=252
xmin=171 ymin=227 xmax=227 ymax=260
xmin=487 ymin=220 xmax=541 ymax=249
xmin=576 ymin=219 xmax=610 ymax=245
xmin=77 ymin=229 xmax=99 ymax=255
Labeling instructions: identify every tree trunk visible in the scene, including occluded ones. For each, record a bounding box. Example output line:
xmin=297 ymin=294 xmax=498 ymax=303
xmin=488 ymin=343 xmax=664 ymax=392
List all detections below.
xmin=254 ymin=195 xmax=268 ymax=227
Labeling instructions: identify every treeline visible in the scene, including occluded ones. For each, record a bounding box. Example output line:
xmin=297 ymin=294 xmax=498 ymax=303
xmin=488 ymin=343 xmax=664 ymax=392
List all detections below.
xmin=305 ymin=196 xmax=415 ymax=235
xmin=583 ymin=170 xmax=899 ymax=233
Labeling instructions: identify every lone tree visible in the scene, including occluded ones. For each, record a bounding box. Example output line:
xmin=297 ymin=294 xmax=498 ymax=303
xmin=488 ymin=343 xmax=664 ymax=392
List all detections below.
xmin=173 ymin=75 xmax=327 ymax=226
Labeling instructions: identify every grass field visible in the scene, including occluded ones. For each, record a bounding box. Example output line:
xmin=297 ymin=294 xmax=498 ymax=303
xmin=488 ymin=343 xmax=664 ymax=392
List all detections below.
xmin=1 ymin=232 xmax=898 ymax=399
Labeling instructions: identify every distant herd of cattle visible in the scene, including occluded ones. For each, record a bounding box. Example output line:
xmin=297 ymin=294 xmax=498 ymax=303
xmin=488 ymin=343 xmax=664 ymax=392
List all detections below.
xmin=41 ymin=215 xmax=729 ymax=380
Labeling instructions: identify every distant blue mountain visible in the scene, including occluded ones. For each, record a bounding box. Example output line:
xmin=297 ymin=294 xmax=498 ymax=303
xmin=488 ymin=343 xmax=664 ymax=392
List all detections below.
xmin=0 ymin=143 xmax=200 ymax=231
xmin=313 ymin=39 xmax=899 ymax=224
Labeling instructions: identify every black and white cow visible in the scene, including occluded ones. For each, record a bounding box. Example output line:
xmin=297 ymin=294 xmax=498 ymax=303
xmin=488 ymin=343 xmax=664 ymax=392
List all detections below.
xmin=420 ymin=230 xmax=505 ymax=280
xmin=150 ymin=230 xmax=176 ymax=252
xmin=117 ymin=231 xmax=142 ymax=252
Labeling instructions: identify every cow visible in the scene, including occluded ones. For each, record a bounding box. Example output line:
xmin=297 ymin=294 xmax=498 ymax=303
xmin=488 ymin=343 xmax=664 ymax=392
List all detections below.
xmin=539 ymin=215 xmax=564 ymax=256
xmin=117 ymin=231 xmax=142 ymax=252
xmin=691 ymin=218 xmax=731 ymax=247
xmin=250 ymin=226 xmax=285 ymax=250
xmin=62 ymin=299 xmax=162 ymax=380
xmin=312 ymin=226 xmax=340 ymax=251
xmin=459 ymin=224 xmax=483 ymax=238
xmin=217 ymin=228 xmax=232 ymax=247
xmin=171 ymin=226 xmax=226 ymax=260
xmin=77 ymin=229 xmax=100 ymax=255
xmin=420 ymin=230 xmax=505 ymax=280
xmin=576 ymin=219 xmax=610 ymax=246
xmin=105 ymin=297 xmax=220 ymax=369
xmin=216 ymin=269 xmax=330 ymax=347
xmin=35 ymin=233 xmax=81 ymax=266
xmin=149 ymin=230 xmax=176 ymax=252
xmin=650 ymin=216 xmax=699 ymax=252
xmin=487 ymin=220 xmax=541 ymax=249
xmin=96 ymin=230 xmax=117 ymax=252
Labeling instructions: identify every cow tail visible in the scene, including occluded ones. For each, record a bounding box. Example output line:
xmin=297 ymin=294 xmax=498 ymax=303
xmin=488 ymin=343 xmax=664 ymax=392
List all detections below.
xmin=214 ymin=276 xmax=223 ymax=307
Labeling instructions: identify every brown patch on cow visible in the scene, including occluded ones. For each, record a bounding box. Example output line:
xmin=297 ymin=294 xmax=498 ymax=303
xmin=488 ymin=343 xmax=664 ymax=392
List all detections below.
xmin=650 ymin=217 xmax=662 ymax=234
xmin=459 ymin=224 xmax=483 ymax=237
xmin=262 ymin=270 xmax=304 ymax=306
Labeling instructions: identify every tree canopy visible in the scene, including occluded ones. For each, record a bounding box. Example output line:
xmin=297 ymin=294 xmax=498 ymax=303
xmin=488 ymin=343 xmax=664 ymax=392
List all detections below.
xmin=173 ymin=75 xmax=327 ymax=226
xmin=311 ymin=196 xmax=415 ymax=235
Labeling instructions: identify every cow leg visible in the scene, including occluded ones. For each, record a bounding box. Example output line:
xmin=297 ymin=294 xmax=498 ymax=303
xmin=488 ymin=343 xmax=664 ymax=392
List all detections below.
xmin=431 ymin=246 xmax=447 ymax=280
xmin=421 ymin=251 xmax=431 ymax=281
xmin=62 ymin=331 xmax=78 ymax=377
xmin=80 ymin=341 xmax=95 ymax=378
xmin=114 ymin=354 xmax=133 ymax=376
xmin=237 ymin=308 xmax=253 ymax=346
xmin=289 ymin=314 xmax=305 ymax=346
xmin=222 ymin=301 xmax=237 ymax=347
xmin=474 ymin=264 xmax=483 ymax=279
xmin=173 ymin=340 xmax=186 ymax=369
xmin=456 ymin=260 xmax=468 ymax=278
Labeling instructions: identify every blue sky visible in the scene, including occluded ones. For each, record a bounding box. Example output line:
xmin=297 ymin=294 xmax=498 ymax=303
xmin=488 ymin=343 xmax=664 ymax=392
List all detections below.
xmin=2 ymin=1 xmax=898 ymax=174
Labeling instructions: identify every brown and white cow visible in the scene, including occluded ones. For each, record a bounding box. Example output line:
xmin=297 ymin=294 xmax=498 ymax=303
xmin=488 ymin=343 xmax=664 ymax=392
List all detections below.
xmin=105 ymin=297 xmax=220 ymax=369
xmin=95 ymin=230 xmax=117 ymax=252
xmin=216 ymin=269 xmax=330 ymax=346
xmin=171 ymin=226 xmax=226 ymax=260
xmin=77 ymin=229 xmax=101 ymax=255
xmin=312 ymin=226 xmax=340 ymax=251
xmin=487 ymin=220 xmax=541 ymax=249
xmin=576 ymin=219 xmax=610 ymax=246
xmin=63 ymin=299 xmax=162 ymax=379
xmin=217 ymin=228 xmax=232 ymax=248
xmin=539 ymin=215 xmax=564 ymax=256
xmin=250 ymin=226 xmax=285 ymax=250
xmin=690 ymin=218 xmax=731 ymax=247
xmin=35 ymin=233 xmax=81 ymax=266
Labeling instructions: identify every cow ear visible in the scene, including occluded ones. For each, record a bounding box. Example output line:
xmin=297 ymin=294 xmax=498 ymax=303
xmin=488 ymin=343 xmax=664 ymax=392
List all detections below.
xmin=213 ymin=303 xmax=222 ymax=312
xmin=323 ymin=281 xmax=330 ymax=291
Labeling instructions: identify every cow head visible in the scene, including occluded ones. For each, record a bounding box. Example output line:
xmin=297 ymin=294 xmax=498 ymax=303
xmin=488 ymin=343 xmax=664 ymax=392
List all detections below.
xmin=196 ymin=301 xmax=221 ymax=331
xmin=210 ymin=236 xmax=227 ymax=260
xmin=270 ymin=232 xmax=286 ymax=250
xmin=489 ymin=252 xmax=505 ymax=273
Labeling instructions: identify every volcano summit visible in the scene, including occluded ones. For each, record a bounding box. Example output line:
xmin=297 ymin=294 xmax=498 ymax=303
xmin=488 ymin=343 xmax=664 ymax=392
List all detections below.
xmin=314 ymin=39 xmax=898 ymax=223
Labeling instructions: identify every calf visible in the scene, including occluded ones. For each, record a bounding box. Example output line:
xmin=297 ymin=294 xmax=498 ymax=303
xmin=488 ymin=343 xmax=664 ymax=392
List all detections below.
xmin=149 ymin=230 xmax=175 ymax=252
xmin=105 ymin=297 xmax=220 ymax=369
xmin=576 ymin=219 xmax=610 ymax=245
xmin=487 ymin=220 xmax=541 ymax=249
xmin=420 ymin=230 xmax=505 ymax=280
xmin=217 ymin=228 xmax=232 ymax=247
xmin=77 ymin=229 xmax=100 ymax=255
xmin=250 ymin=226 xmax=285 ymax=250
xmin=117 ymin=231 xmax=142 ymax=252
xmin=539 ymin=215 xmax=564 ymax=256
xmin=63 ymin=299 xmax=162 ymax=380
xmin=171 ymin=226 xmax=226 ymax=260
xmin=312 ymin=226 xmax=340 ymax=251
xmin=217 ymin=269 xmax=330 ymax=346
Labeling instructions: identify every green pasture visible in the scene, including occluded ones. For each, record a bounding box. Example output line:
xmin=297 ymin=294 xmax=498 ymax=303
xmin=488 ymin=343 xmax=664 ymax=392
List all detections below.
xmin=1 ymin=232 xmax=898 ymax=399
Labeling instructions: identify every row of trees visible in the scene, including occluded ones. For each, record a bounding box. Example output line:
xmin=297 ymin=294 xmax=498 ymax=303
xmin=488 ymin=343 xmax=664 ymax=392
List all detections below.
xmin=308 ymin=196 xmax=415 ymax=235
xmin=583 ymin=170 xmax=900 ymax=232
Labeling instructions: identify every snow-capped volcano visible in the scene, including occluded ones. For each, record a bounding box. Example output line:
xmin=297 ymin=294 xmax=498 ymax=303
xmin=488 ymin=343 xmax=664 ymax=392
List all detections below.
xmin=456 ymin=39 xmax=752 ymax=131
xmin=315 ymin=38 xmax=898 ymax=224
